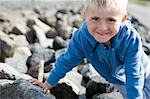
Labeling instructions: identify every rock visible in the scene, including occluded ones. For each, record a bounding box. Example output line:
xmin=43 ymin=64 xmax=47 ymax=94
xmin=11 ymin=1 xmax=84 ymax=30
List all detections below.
xmin=0 ymin=21 xmax=12 ymax=34
xmin=56 ymin=20 xmax=72 ymax=39
xmin=0 ymin=35 xmax=15 ymax=62
xmin=86 ymin=79 xmax=114 ymax=99
xmin=53 ymin=36 xmax=68 ymax=50
xmin=0 ymin=63 xmax=32 ymax=80
xmin=38 ymin=10 xmax=57 ymax=28
xmin=5 ymin=46 xmax=31 ymax=73
xmin=143 ymin=42 xmax=150 ymax=55
xmin=50 ymin=69 xmax=86 ymax=99
xmin=11 ymin=24 xmax=27 ymax=35
xmin=46 ymin=28 xmax=58 ymax=38
xmin=26 ymin=43 xmax=55 ymax=68
xmin=0 ymin=31 xmax=8 ymax=36
xmin=27 ymin=60 xmax=53 ymax=79
xmin=0 ymin=13 xmax=10 ymax=22
xmin=55 ymin=48 xmax=66 ymax=59
xmin=0 ymin=79 xmax=56 ymax=99
xmin=0 ymin=79 xmax=14 ymax=86
xmin=32 ymin=25 xmax=52 ymax=48
xmin=68 ymin=14 xmax=83 ymax=28
xmin=25 ymin=30 xmax=36 ymax=44
xmin=9 ymin=34 xmax=29 ymax=47
xmin=78 ymin=64 xmax=114 ymax=98
xmin=5 ymin=58 xmax=28 ymax=74
xmin=51 ymin=83 xmax=78 ymax=99
xmin=92 ymin=92 xmax=123 ymax=99
xmin=27 ymin=17 xmax=52 ymax=34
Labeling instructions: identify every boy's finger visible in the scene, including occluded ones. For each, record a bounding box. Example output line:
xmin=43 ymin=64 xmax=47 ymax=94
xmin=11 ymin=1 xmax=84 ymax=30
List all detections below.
xmin=43 ymin=87 xmax=49 ymax=94
xmin=28 ymin=79 xmax=40 ymax=85
xmin=28 ymin=79 xmax=37 ymax=83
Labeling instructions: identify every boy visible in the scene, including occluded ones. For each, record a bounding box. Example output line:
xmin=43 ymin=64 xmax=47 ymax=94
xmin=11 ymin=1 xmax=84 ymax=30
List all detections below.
xmin=30 ymin=0 xmax=150 ymax=98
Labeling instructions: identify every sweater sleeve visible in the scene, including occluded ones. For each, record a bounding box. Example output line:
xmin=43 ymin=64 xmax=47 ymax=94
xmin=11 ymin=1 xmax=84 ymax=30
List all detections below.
xmin=124 ymin=30 xmax=144 ymax=99
xmin=47 ymin=29 xmax=85 ymax=86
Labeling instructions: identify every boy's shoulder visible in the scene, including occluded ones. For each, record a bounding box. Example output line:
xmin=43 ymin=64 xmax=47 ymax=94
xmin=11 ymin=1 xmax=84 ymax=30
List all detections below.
xmin=119 ymin=20 xmax=139 ymax=37
xmin=121 ymin=20 xmax=142 ymax=45
xmin=114 ymin=20 xmax=141 ymax=46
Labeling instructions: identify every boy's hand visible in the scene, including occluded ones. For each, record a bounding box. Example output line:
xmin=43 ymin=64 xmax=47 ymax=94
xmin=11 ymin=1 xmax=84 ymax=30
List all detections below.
xmin=29 ymin=78 xmax=52 ymax=93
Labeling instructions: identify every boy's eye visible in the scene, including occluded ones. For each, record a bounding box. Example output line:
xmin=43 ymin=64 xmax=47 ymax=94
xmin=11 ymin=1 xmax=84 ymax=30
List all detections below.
xmin=91 ymin=17 xmax=99 ymax=21
xmin=108 ymin=18 xmax=116 ymax=22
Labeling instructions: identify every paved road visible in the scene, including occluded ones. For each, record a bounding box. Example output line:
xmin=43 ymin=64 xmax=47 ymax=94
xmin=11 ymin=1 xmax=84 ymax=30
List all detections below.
xmin=128 ymin=3 xmax=150 ymax=29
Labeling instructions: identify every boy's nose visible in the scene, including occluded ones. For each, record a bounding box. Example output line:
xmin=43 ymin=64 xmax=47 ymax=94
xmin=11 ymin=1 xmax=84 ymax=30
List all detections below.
xmin=97 ymin=22 xmax=107 ymax=31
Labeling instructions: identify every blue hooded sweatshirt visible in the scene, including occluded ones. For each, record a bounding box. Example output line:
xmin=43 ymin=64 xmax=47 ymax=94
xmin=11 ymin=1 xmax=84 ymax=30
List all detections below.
xmin=47 ymin=20 xmax=150 ymax=99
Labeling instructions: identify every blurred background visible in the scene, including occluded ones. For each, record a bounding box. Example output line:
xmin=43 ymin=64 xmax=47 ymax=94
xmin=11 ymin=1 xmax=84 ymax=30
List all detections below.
xmin=0 ymin=0 xmax=150 ymax=99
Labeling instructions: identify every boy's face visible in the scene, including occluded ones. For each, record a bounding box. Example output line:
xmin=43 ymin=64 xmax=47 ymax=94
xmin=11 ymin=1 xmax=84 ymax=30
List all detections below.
xmin=85 ymin=4 xmax=127 ymax=45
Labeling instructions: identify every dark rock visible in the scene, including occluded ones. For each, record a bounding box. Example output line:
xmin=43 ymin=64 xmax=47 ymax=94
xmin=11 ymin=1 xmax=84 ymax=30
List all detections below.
xmin=56 ymin=21 xmax=72 ymax=39
xmin=46 ymin=28 xmax=58 ymax=38
xmin=72 ymin=19 xmax=83 ymax=28
xmin=38 ymin=14 xmax=57 ymax=28
xmin=25 ymin=30 xmax=36 ymax=44
xmin=78 ymin=64 xmax=114 ymax=98
xmin=57 ymin=9 xmax=69 ymax=15
xmin=26 ymin=44 xmax=55 ymax=68
xmin=0 ymin=79 xmax=56 ymax=99
xmin=33 ymin=7 xmax=43 ymax=15
xmin=11 ymin=24 xmax=27 ymax=35
xmin=51 ymin=83 xmax=78 ymax=99
xmin=53 ymin=36 xmax=68 ymax=50
xmin=26 ymin=18 xmax=36 ymax=28
xmin=55 ymin=9 xmax=70 ymax=21
xmin=0 ymin=35 xmax=15 ymax=62
xmin=27 ymin=61 xmax=53 ymax=79
xmin=86 ymin=80 xmax=114 ymax=99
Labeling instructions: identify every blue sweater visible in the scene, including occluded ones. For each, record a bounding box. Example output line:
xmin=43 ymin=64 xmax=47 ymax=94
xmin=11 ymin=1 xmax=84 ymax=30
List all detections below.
xmin=47 ymin=20 xmax=150 ymax=99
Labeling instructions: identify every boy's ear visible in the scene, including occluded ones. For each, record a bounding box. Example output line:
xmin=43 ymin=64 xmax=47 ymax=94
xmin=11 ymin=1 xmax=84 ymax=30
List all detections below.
xmin=122 ymin=14 xmax=127 ymax=23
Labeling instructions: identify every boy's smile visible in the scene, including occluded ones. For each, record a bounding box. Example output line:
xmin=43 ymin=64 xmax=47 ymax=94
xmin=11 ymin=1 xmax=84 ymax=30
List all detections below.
xmin=85 ymin=4 xmax=127 ymax=45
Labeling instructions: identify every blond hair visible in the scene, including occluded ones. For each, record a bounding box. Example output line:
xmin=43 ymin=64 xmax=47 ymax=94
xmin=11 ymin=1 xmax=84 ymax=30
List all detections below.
xmin=82 ymin=0 xmax=128 ymax=17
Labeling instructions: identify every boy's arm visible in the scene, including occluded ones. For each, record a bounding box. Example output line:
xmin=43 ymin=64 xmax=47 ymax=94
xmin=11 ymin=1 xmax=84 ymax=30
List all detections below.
xmin=124 ymin=33 xmax=144 ymax=99
xmin=47 ymin=29 xmax=85 ymax=86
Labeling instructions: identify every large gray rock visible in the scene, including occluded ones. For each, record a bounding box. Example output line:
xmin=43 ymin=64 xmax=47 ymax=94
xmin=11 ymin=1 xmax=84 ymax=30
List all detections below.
xmin=0 ymin=79 xmax=56 ymax=99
